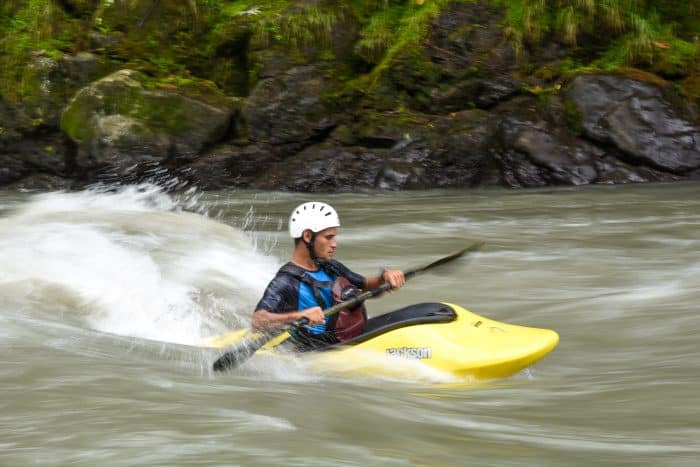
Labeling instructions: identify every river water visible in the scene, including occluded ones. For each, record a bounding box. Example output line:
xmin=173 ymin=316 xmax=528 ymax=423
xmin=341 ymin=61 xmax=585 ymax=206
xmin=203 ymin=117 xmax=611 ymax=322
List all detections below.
xmin=1 ymin=182 xmax=698 ymax=466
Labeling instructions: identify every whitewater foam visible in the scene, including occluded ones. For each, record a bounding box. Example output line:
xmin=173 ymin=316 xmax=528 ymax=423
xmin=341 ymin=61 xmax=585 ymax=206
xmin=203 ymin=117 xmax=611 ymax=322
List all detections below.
xmin=0 ymin=184 xmax=279 ymax=346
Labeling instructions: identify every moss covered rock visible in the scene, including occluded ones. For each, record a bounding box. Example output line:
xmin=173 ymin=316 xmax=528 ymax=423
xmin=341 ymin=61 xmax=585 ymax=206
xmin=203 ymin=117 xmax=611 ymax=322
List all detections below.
xmin=60 ymin=69 xmax=239 ymax=176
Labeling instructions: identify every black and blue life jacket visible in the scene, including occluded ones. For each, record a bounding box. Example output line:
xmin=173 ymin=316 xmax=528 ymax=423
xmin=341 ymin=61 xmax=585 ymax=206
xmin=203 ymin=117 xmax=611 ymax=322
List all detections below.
xmin=278 ymin=261 xmax=367 ymax=341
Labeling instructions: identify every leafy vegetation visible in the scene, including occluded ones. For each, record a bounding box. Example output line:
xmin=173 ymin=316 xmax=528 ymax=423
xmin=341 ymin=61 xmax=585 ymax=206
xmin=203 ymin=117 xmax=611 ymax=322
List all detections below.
xmin=252 ymin=5 xmax=337 ymax=47
xmin=0 ymin=1 xmax=88 ymax=103
xmin=1 ymin=0 xmax=698 ymax=106
xmin=501 ymin=0 xmax=699 ymax=76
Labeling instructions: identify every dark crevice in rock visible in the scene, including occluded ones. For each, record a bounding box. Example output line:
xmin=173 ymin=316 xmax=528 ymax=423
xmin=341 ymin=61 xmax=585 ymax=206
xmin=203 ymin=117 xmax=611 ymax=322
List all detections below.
xmin=356 ymin=136 xmax=398 ymax=149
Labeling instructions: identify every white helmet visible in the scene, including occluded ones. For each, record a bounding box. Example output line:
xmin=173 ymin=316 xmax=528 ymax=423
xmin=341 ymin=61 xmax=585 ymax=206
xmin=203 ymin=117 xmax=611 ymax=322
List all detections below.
xmin=289 ymin=202 xmax=340 ymax=238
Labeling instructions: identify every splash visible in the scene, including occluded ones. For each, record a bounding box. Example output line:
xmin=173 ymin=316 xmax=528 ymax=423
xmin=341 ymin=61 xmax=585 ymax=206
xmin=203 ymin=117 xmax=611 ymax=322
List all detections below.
xmin=0 ymin=184 xmax=280 ymax=346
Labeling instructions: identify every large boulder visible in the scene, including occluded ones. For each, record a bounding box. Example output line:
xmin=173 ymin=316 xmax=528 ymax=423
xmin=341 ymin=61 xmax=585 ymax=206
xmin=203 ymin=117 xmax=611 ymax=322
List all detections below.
xmin=493 ymin=115 xmax=678 ymax=187
xmin=185 ymin=60 xmax=342 ymax=190
xmin=490 ymin=94 xmax=682 ymax=187
xmin=568 ymin=74 xmax=700 ymax=174
xmin=60 ymin=69 xmax=239 ymax=177
xmin=496 ymin=116 xmax=600 ymax=187
xmin=241 ymin=63 xmax=338 ymax=148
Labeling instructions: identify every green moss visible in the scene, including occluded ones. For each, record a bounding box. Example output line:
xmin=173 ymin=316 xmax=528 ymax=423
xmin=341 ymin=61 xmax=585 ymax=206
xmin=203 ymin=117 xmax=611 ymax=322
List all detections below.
xmin=563 ymin=98 xmax=583 ymax=135
xmin=0 ymin=0 xmax=93 ymax=105
xmin=500 ymin=0 xmax=700 ymax=76
xmin=251 ymin=5 xmax=338 ymax=49
xmin=60 ymin=100 xmax=95 ymax=142
xmin=359 ymin=1 xmax=452 ymax=87
xmin=592 ymin=33 xmax=699 ymax=78
xmin=140 ymin=96 xmax=191 ymax=134
xmin=149 ymin=56 xmax=185 ymax=74
xmin=680 ymin=76 xmax=700 ymax=100
xmin=205 ymin=0 xmax=334 ymax=51
xmin=650 ymin=37 xmax=699 ymax=77
xmin=354 ymin=8 xmax=403 ymax=64
xmin=61 ymin=68 xmax=236 ymax=142
xmin=62 ymin=82 xmax=195 ymax=140
xmin=535 ymin=65 xmax=554 ymax=81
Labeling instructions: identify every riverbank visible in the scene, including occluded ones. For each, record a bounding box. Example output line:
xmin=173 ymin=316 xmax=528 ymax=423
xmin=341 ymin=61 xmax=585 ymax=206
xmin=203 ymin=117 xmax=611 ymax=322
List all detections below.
xmin=1 ymin=1 xmax=698 ymax=191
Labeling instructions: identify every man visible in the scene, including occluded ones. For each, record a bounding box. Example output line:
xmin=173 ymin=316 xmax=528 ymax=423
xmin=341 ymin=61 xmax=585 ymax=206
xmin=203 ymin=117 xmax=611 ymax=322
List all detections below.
xmin=251 ymin=201 xmax=405 ymax=348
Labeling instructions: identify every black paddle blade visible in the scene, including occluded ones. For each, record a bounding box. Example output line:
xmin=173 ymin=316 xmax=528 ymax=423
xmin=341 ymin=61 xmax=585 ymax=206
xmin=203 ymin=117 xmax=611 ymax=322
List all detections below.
xmin=213 ymin=335 xmax=269 ymax=372
xmin=213 ymin=348 xmax=252 ymax=372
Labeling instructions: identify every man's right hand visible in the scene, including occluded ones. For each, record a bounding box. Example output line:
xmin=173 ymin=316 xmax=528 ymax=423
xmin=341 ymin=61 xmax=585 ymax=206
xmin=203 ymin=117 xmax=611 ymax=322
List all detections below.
xmin=298 ymin=306 xmax=325 ymax=325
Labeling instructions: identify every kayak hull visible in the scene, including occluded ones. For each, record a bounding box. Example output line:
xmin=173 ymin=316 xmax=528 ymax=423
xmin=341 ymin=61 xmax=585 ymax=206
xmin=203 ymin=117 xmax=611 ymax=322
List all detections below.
xmin=206 ymin=302 xmax=559 ymax=380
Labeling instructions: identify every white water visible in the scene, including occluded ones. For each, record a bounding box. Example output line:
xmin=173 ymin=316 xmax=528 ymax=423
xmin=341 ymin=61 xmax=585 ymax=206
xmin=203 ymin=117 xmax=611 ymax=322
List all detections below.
xmin=0 ymin=185 xmax=279 ymax=346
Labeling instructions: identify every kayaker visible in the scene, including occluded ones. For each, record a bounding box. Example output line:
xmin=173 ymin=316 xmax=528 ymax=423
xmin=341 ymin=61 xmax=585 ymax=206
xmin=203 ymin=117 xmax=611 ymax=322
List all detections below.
xmin=251 ymin=201 xmax=405 ymax=349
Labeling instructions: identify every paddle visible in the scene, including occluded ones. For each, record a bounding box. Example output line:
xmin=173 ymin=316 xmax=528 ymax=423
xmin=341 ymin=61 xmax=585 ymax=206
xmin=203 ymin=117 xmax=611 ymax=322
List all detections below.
xmin=212 ymin=241 xmax=484 ymax=372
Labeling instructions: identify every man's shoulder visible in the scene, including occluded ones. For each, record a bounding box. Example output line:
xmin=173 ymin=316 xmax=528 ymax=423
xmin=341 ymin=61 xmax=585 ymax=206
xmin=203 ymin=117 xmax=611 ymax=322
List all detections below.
xmin=276 ymin=262 xmax=306 ymax=279
xmin=256 ymin=265 xmax=302 ymax=312
xmin=324 ymin=259 xmax=353 ymax=275
xmin=326 ymin=259 xmax=346 ymax=268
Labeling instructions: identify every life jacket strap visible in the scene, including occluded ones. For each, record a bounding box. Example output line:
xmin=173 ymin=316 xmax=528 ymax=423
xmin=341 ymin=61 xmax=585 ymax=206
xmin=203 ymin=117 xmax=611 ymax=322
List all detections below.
xmin=278 ymin=262 xmax=333 ymax=308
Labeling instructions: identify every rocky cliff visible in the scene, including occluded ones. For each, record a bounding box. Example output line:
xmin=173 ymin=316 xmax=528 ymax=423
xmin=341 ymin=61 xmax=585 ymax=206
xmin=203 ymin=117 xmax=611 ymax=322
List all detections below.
xmin=1 ymin=0 xmax=698 ymax=191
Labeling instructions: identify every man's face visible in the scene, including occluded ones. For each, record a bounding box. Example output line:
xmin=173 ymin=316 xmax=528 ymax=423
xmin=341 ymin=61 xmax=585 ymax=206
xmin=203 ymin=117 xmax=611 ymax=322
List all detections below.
xmin=311 ymin=227 xmax=337 ymax=260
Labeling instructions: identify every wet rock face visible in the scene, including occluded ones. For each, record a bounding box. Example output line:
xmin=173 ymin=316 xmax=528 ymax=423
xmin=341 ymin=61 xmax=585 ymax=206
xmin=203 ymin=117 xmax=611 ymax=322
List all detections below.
xmin=209 ymin=109 xmax=502 ymax=192
xmin=568 ymin=74 xmax=700 ymax=174
xmin=192 ymin=71 xmax=700 ymax=192
xmin=488 ymin=78 xmax=696 ymax=189
xmin=496 ymin=116 xmax=600 ymax=187
xmin=59 ymin=69 xmax=238 ymax=180
xmin=0 ymin=154 xmax=31 ymax=186
xmin=241 ymin=65 xmax=338 ymax=148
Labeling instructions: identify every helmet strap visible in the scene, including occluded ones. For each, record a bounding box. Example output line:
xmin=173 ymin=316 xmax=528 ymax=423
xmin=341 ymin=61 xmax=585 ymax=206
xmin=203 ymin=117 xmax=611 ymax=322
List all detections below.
xmin=303 ymin=231 xmax=320 ymax=266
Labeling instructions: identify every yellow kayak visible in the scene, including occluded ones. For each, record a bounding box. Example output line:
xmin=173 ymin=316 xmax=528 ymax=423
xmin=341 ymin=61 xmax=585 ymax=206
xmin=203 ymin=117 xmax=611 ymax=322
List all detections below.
xmin=206 ymin=302 xmax=559 ymax=380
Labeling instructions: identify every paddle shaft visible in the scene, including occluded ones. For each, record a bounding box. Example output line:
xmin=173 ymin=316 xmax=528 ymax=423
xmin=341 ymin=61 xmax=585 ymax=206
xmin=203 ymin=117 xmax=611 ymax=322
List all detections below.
xmin=212 ymin=242 xmax=483 ymax=372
